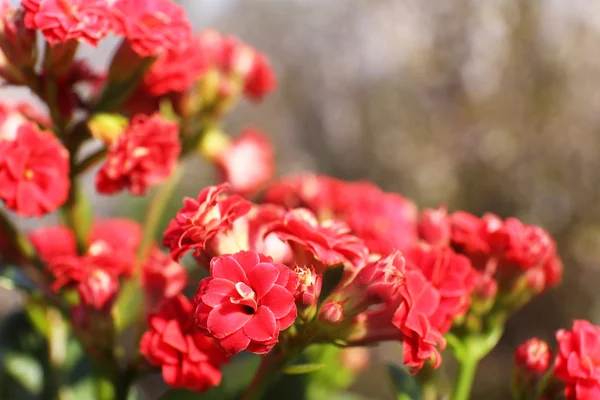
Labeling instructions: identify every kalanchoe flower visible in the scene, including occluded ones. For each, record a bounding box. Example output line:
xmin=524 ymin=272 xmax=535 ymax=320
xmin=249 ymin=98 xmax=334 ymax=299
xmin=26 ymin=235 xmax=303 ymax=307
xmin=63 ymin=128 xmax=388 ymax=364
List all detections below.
xmin=0 ymin=121 xmax=69 ymax=217
xmin=163 ymin=184 xmax=252 ymax=261
xmin=449 ymin=211 xmax=501 ymax=268
xmin=515 ymin=338 xmax=552 ymax=376
xmin=242 ymin=52 xmax=277 ymax=101
xmin=28 ymin=225 xmax=76 ymax=262
xmin=142 ymin=248 xmax=188 ymax=308
xmin=264 ymin=175 xmax=419 ymax=254
xmin=418 ymin=206 xmax=451 ymax=247
xmin=554 ymin=320 xmax=600 ymax=400
xmin=294 ymin=265 xmax=322 ymax=308
xmin=194 ymin=250 xmax=298 ymax=356
xmin=392 ymin=269 xmax=445 ymax=370
xmin=214 ymin=128 xmax=275 ymax=197
xmin=21 ymin=0 xmax=112 ymax=46
xmin=142 ymin=34 xmax=208 ymax=96
xmin=96 ymin=113 xmax=181 ymax=196
xmin=404 ymin=245 xmax=477 ymax=333
xmin=140 ymin=294 xmax=228 ymax=392
xmin=266 ymin=208 xmax=368 ymax=272
xmin=112 ymin=0 xmax=192 ymax=57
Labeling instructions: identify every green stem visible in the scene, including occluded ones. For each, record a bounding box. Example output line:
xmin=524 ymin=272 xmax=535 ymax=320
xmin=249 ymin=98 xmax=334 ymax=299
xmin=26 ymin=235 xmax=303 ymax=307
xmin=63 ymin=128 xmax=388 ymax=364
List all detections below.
xmin=74 ymin=148 xmax=108 ymax=177
xmin=242 ymin=350 xmax=287 ymax=400
xmin=136 ymin=165 xmax=184 ymax=261
xmin=60 ymin=185 xmax=91 ymax=254
xmin=0 ymin=209 xmax=36 ymax=260
xmin=452 ymin=353 xmax=479 ymax=400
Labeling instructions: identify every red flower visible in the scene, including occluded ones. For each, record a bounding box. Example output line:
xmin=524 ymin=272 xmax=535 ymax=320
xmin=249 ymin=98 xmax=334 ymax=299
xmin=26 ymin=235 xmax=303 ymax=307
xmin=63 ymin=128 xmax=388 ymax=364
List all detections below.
xmin=96 ymin=114 xmax=181 ymax=196
xmin=242 ymin=52 xmax=277 ymax=101
xmin=22 ymin=0 xmax=112 ymax=46
xmin=0 ymin=122 xmax=69 ymax=217
xmin=48 ymin=255 xmax=120 ymax=310
xmin=194 ymin=250 xmax=298 ymax=356
xmin=515 ymin=338 xmax=551 ymax=375
xmin=418 ymin=207 xmax=451 ymax=247
xmin=294 ymin=265 xmax=321 ymax=307
xmin=489 ymin=217 xmax=554 ymax=269
xmin=162 ymin=184 xmax=252 ymax=261
xmin=264 ymin=176 xmax=419 ymax=254
xmin=392 ymin=269 xmax=445 ymax=370
xmin=554 ymin=320 xmax=600 ymax=400
xmin=142 ymin=247 xmax=188 ymax=307
xmin=266 ymin=208 xmax=368 ymax=271
xmin=28 ymin=225 xmax=76 ymax=262
xmin=140 ymin=294 xmax=228 ymax=392
xmin=142 ymin=34 xmax=208 ymax=96
xmin=215 ymin=128 xmax=274 ymax=196
xmin=112 ymin=0 xmax=192 ymax=57
xmin=404 ymin=245 xmax=477 ymax=333
xmin=450 ymin=211 xmax=501 ymax=265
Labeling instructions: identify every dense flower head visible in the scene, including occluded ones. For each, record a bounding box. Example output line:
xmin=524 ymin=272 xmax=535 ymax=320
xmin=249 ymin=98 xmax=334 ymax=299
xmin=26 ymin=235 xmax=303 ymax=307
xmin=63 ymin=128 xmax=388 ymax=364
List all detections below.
xmin=449 ymin=211 xmax=500 ymax=267
xmin=0 ymin=5 xmax=36 ymax=78
xmin=263 ymin=175 xmax=418 ymax=254
xmin=265 ymin=208 xmax=368 ymax=272
xmin=28 ymin=225 xmax=76 ymax=262
xmin=112 ymin=0 xmax=192 ymax=57
xmin=142 ymin=34 xmax=208 ymax=96
xmin=418 ymin=206 xmax=451 ymax=247
xmin=215 ymin=128 xmax=274 ymax=197
xmin=404 ymin=245 xmax=477 ymax=333
xmin=554 ymin=320 xmax=600 ymax=400
xmin=163 ymin=184 xmax=252 ymax=261
xmin=0 ymin=121 xmax=69 ymax=217
xmin=194 ymin=250 xmax=298 ymax=356
xmin=392 ymin=268 xmax=445 ymax=370
xmin=142 ymin=247 xmax=188 ymax=307
xmin=515 ymin=338 xmax=551 ymax=376
xmin=140 ymin=294 xmax=228 ymax=392
xmin=22 ymin=0 xmax=112 ymax=46
xmin=293 ymin=265 xmax=322 ymax=308
xmin=96 ymin=113 xmax=181 ymax=196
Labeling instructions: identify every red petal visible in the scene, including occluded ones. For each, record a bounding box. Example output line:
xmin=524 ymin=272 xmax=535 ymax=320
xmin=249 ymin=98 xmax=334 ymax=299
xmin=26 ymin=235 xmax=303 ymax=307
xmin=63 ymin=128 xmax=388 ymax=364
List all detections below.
xmin=247 ymin=262 xmax=279 ymax=299
xmin=260 ymin=285 xmax=294 ymax=319
xmin=207 ymin=303 xmax=252 ymax=339
xmin=161 ymin=320 xmax=188 ymax=353
xmin=210 ymin=255 xmax=248 ymax=283
xmin=219 ymin=329 xmax=251 ymax=355
xmin=162 ymin=364 xmax=180 ymax=387
xmin=202 ymin=278 xmax=237 ymax=307
xmin=231 ymin=250 xmax=261 ymax=274
xmin=243 ymin=306 xmax=277 ymax=342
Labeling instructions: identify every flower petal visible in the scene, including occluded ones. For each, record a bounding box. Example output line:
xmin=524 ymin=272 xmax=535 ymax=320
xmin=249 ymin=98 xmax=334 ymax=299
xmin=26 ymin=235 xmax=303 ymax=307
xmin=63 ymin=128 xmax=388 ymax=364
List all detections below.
xmin=243 ymin=306 xmax=277 ymax=342
xmin=210 ymin=255 xmax=248 ymax=283
xmin=260 ymin=285 xmax=295 ymax=319
xmin=207 ymin=303 xmax=252 ymax=339
xmin=202 ymin=278 xmax=237 ymax=307
xmin=247 ymin=262 xmax=279 ymax=299
xmin=218 ymin=329 xmax=251 ymax=356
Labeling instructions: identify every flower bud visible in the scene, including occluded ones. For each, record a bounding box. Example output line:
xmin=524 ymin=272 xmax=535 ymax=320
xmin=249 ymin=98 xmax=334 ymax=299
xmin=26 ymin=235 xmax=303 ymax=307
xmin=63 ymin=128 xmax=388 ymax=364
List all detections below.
xmin=88 ymin=113 xmax=128 ymax=145
xmin=0 ymin=8 xmax=36 ymax=81
xmin=418 ymin=206 xmax=451 ymax=246
xmin=512 ymin=338 xmax=551 ymax=399
xmin=294 ymin=265 xmax=322 ymax=307
xmin=77 ymin=269 xmax=119 ymax=312
xmin=319 ymin=301 xmax=344 ymax=325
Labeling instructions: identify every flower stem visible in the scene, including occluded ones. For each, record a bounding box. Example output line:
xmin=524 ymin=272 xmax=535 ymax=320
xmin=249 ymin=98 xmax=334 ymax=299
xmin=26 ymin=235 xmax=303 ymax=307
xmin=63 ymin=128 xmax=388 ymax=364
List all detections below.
xmin=242 ymin=350 xmax=287 ymax=400
xmin=452 ymin=351 xmax=480 ymax=400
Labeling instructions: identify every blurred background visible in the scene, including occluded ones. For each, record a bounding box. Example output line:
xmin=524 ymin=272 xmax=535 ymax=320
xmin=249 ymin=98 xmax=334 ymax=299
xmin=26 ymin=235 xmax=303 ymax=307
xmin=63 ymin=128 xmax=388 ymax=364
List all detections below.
xmin=4 ymin=0 xmax=600 ymax=398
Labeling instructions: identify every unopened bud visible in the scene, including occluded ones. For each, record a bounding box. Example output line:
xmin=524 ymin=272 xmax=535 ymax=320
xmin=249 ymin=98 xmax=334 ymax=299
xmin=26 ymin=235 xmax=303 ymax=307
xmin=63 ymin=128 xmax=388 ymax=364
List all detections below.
xmin=199 ymin=127 xmax=231 ymax=160
xmin=319 ymin=301 xmax=344 ymax=325
xmin=88 ymin=113 xmax=128 ymax=145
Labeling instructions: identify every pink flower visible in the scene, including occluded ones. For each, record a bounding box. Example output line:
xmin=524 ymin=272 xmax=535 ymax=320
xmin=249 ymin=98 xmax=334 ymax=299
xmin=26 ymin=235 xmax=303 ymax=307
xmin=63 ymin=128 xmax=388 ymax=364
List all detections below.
xmin=194 ymin=250 xmax=298 ymax=355
xmin=22 ymin=0 xmax=112 ymax=46
xmin=418 ymin=206 xmax=451 ymax=247
xmin=96 ymin=114 xmax=181 ymax=196
xmin=266 ymin=208 xmax=368 ymax=272
xmin=28 ymin=225 xmax=76 ymax=262
xmin=242 ymin=52 xmax=277 ymax=101
xmin=554 ymin=320 xmax=600 ymax=400
xmin=404 ymin=245 xmax=477 ymax=333
xmin=0 ymin=122 xmax=69 ymax=217
xmin=215 ymin=128 xmax=274 ymax=196
xmin=162 ymin=184 xmax=252 ymax=261
xmin=112 ymin=0 xmax=192 ymax=57
xmin=392 ymin=269 xmax=445 ymax=370
xmin=142 ymin=34 xmax=208 ymax=96
xmin=142 ymin=247 xmax=188 ymax=307
xmin=140 ymin=294 xmax=228 ymax=392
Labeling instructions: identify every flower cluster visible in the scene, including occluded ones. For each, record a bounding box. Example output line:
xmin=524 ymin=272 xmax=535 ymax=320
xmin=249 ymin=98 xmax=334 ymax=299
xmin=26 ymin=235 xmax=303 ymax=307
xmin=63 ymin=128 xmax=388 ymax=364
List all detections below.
xmin=513 ymin=320 xmax=600 ymax=400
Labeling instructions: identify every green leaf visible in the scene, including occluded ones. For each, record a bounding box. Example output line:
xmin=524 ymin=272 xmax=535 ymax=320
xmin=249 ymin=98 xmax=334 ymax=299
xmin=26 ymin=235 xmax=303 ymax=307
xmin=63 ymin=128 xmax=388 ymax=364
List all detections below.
xmin=283 ymin=363 xmax=326 ymax=375
xmin=24 ymin=297 xmax=49 ymax=337
xmin=318 ymin=265 xmax=345 ymax=306
xmin=386 ymin=363 xmax=422 ymax=400
xmin=3 ymin=352 xmax=43 ymax=394
xmin=113 ymin=278 xmax=144 ymax=333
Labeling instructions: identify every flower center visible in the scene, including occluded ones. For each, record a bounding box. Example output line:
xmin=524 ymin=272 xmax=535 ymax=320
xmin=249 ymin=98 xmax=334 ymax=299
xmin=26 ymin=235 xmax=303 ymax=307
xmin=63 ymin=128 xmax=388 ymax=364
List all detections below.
xmin=24 ymin=169 xmax=34 ymax=180
xmin=231 ymin=282 xmax=257 ymax=312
